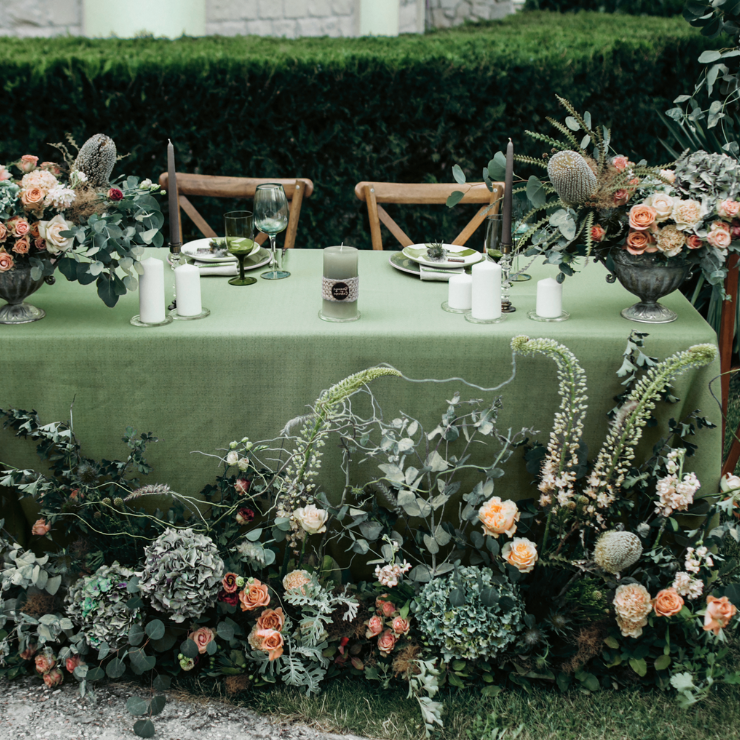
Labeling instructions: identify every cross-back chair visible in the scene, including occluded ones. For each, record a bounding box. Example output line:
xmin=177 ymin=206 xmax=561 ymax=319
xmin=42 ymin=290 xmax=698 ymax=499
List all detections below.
xmin=354 ymin=181 xmax=505 ymax=251
xmin=720 ymin=254 xmax=740 ymax=476
xmin=158 ymin=173 xmax=314 ymax=250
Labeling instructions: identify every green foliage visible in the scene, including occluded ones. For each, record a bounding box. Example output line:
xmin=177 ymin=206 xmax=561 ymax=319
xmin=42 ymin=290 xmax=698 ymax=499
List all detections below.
xmin=0 ymin=14 xmax=715 ymax=249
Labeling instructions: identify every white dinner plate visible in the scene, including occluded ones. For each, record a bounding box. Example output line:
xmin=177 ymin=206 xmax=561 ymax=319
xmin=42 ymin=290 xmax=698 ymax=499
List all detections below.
xmin=181 ymin=237 xmax=259 ymax=263
xmin=402 ymin=243 xmax=485 ymax=269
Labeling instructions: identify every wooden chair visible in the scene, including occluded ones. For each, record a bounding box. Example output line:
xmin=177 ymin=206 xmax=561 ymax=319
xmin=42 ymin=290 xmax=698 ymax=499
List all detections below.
xmin=721 ymin=254 xmax=740 ymax=476
xmin=354 ymin=181 xmax=504 ymax=251
xmin=158 ymin=173 xmax=314 ymax=249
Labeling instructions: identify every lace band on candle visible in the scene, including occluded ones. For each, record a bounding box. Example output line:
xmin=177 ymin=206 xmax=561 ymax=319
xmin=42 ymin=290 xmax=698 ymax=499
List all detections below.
xmin=322 ymin=276 xmax=359 ymax=303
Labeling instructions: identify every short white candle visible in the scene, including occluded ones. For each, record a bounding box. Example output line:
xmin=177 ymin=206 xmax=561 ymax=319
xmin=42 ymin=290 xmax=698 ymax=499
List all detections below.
xmin=448 ymin=273 xmax=472 ymax=310
xmin=471 ymin=260 xmax=501 ymax=321
xmin=139 ymin=257 xmax=166 ymax=324
xmin=536 ymin=277 xmax=563 ymax=318
xmin=174 ymin=263 xmax=202 ymax=317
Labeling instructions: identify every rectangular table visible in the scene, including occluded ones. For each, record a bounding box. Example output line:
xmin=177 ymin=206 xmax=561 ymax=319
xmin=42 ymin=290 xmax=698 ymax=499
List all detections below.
xmin=0 ymin=249 xmax=721 ymax=536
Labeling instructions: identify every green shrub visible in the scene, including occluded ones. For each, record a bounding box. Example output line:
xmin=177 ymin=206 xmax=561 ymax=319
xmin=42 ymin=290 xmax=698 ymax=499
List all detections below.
xmin=522 ymin=0 xmax=684 ymax=15
xmin=0 ymin=13 xmax=713 ymax=249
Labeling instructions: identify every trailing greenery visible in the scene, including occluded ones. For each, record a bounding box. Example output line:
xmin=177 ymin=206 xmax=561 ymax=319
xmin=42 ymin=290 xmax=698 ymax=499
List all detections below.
xmin=0 ymin=13 xmax=716 ymax=249
xmin=523 ymin=0 xmax=684 ymax=15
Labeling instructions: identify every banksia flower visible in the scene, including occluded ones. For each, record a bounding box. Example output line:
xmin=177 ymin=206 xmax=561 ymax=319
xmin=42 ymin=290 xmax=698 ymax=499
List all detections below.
xmin=547 ymin=150 xmax=597 ymax=204
xmin=593 ymin=530 xmax=642 ymax=574
xmin=74 ymin=134 xmax=117 ymax=187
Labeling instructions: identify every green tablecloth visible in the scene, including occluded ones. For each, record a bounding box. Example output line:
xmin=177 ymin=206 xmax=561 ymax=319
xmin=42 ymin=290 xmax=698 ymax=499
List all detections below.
xmin=0 ymin=249 xmax=721 ymax=538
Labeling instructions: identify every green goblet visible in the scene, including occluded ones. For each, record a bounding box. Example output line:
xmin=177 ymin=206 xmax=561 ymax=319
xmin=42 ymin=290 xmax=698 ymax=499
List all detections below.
xmin=225 ymin=210 xmax=257 ymax=286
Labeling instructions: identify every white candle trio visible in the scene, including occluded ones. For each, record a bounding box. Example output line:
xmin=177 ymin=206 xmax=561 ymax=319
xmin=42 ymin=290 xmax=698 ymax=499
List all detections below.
xmin=529 ymin=276 xmax=569 ymax=322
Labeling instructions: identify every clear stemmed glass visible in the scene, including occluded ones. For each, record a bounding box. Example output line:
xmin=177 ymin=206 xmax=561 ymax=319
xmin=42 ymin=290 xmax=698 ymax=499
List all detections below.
xmin=224 ymin=211 xmax=257 ymax=286
xmin=254 ymin=183 xmax=290 ymax=280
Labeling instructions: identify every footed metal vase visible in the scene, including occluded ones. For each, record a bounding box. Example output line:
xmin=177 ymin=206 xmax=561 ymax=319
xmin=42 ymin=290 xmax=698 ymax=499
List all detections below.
xmin=608 ymin=249 xmax=689 ymax=324
xmin=0 ymin=265 xmax=51 ymax=324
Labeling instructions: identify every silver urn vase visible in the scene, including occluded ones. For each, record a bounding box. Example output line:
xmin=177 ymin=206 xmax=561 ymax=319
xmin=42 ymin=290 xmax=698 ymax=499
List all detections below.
xmin=0 ymin=264 xmax=51 ymax=324
xmin=608 ymin=249 xmax=689 ymax=324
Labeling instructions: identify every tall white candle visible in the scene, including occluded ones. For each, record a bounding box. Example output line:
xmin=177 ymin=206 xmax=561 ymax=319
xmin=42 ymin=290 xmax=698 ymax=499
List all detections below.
xmin=448 ymin=273 xmax=472 ymax=310
xmin=471 ymin=260 xmax=501 ymax=321
xmin=174 ymin=263 xmax=202 ymax=317
xmin=139 ymin=257 xmax=166 ymax=324
xmin=322 ymin=246 xmax=359 ymax=320
xmin=536 ymin=277 xmax=563 ymax=318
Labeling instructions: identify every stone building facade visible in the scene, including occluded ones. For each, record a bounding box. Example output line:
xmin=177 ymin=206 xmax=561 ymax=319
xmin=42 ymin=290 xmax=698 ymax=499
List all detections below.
xmin=0 ymin=0 xmax=514 ymax=38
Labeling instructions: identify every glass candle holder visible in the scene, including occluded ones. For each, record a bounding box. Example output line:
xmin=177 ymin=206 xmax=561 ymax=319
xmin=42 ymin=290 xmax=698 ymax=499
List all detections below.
xmin=320 ymin=246 xmax=360 ymax=322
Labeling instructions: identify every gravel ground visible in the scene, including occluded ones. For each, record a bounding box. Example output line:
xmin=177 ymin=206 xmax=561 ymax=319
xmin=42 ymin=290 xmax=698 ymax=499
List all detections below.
xmin=0 ymin=677 xmax=371 ymax=740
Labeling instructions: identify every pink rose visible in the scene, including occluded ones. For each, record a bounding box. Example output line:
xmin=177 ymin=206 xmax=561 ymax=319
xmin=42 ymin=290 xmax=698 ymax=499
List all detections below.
xmin=35 ymin=650 xmax=55 ymax=674
xmin=40 ymin=162 xmax=61 ymax=175
xmin=614 ymin=189 xmax=630 ymax=206
xmin=19 ymin=644 xmax=37 ymax=661
xmin=12 ymin=236 xmax=30 ymax=254
xmin=31 ymin=518 xmax=50 ymax=536
xmin=612 ymin=155 xmax=631 ymax=172
xmin=43 ymin=668 xmax=63 ymax=688
xmin=0 ymin=249 xmax=13 ymax=272
xmin=188 ymin=626 xmax=215 ymax=655
xmin=0 ymin=223 xmax=7 ymax=242
xmin=718 ymin=200 xmax=740 ymax=219
xmin=365 ymin=615 xmax=384 ymax=638
xmin=686 ymin=235 xmax=703 ymax=250
xmin=732 ymin=220 xmax=740 ymax=240
xmin=34 ymin=237 xmax=46 ymax=251
xmin=8 ymin=217 xmax=29 ymax=237
xmin=65 ymin=655 xmax=84 ymax=673
xmin=391 ymin=616 xmax=411 ymax=636
xmin=591 ymin=224 xmax=606 ymax=242
xmin=108 ymin=188 xmax=124 ymax=202
xmin=707 ymin=227 xmax=731 ymax=250
xmin=704 ymin=595 xmax=737 ymax=635
xmin=376 ymin=595 xmax=397 ymax=618
xmin=377 ymin=630 xmax=397 ymax=657
xmin=0 ymin=165 xmax=10 ymax=181
xmin=18 ymin=155 xmax=38 ymax=173
xmin=235 ymin=478 xmax=250 ymax=496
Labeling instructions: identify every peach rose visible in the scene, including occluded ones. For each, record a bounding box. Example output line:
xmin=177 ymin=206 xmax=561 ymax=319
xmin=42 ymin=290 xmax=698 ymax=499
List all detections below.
xmin=612 ymin=156 xmax=631 ymax=172
xmin=645 ymin=192 xmax=674 ymax=222
xmin=8 ymin=217 xmax=29 ymax=236
xmin=239 ymin=578 xmax=270 ymax=611
xmin=672 ymin=199 xmax=703 ymax=229
xmin=40 ymin=162 xmax=61 ymax=175
xmin=365 ymin=614 xmax=384 ymax=638
xmin=718 ymin=199 xmax=740 ymax=219
xmin=653 ymin=588 xmax=684 ymax=617
xmin=0 ymin=165 xmax=10 ymax=181
xmin=614 ymin=189 xmax=631 ymax=206
xmin=188 ymin=626 xmax=215 ymax=654
xmin=21 ymin=187 xmax=44 ymax=209
xmin=282 ymin=569 xmax=312 ymax=594
xmin=31 ymin=518 xmax=51 ymax=536
xmin=376 ymin=595 xmax=397 ymax=617
xmin=256 ymin=607 xmax=285 ymax=632
xmin=629 ymin=205 xmax=657 ymax=231
xmin=502 ymin=537 xmax=539 ymax=573
xmin=39 ymin=214 xmax=73 ymax=255
xmin=478 ymin=496 xmax=519 ymax=538
xmin=391 ymin=616 xmax=411 ymax=636
xmin=377 ymin=629 xmax=397 ymax=657
xmin=65 ymin=655 xmax=84 ymax=673
xmin=18 ymin=154 xmax=38 ymax=173
xmin=222 ymin=572 xmax=239 ymax=593
xmin=29 ymin=221 xmax=39 ymax=238
xmin=0 ymin=249 xmax=13 ymax=272
xmin=707 ymin=227 xmax=732 ymax=250
xmin=250 ymin=628 xmax=284 ymax=661
xmin=686 ymin=235 xmax=703 ymax=250
xmin=35 ymin=650 xmax=55 ymax=674
xmin=613 ymin=583 xmax=652 ymax=639
xmin=0 ymin=223 xmax=6 ymax=242
xmin=591 ymin=224 xmax=606 ymax=242
xmin=43 ymin=668 xmax=63 ymax=688
xmin=12 ymin=236 xmax=30 ymax=254
xmin=703 ymin=595 xmax=737 ymax=635
xmin=19 ymin=644 xmax=37 ymax=661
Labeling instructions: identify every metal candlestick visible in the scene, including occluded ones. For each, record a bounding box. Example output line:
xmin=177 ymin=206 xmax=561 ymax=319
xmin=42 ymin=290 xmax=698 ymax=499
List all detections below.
xmin=500 ymin=243 xmax=516 ymax=313
xmin=168 ymin=242 xmax=182 ymax=311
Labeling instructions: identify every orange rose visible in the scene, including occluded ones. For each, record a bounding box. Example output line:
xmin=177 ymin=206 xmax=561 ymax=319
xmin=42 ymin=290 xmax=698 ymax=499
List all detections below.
xmin=256 ymin=607 xmax=285 ymax=632
xmin=628 ymin=205 xmax=657 ymax=231
xmin=239 ymin=578 xmax=270 ymax=611
xmin=686 ymin=235 xmax=703 ymax=250
xmin=251 ymin=628 xmax=284 ymax=661
xmin=12 ymin=236 xmax=30 ymax=254
xmin=21 ymin=187 xmax=44 ymax=209
xmin=653 ymin=587 xmax=684 ymax=617
xmin=703 ymin=595 xmax=737 ymax=635
xmin=478 ymin=496 xmax=519 ymax=538
xmin=502 ymin=537 xmax=539 ymax=573
xmin=31 ymin=518 xmax=51 ymax=536
xmin=625 ymin=230 xmax=657 ymax=255
xmin=188 ymin=626 xmax=215 ymax=654
xmin=29 ymin=221 xmax=40 ymax=238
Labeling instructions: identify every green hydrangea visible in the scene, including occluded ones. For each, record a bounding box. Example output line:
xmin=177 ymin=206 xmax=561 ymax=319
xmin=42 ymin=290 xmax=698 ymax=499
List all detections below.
xmin=139 ymin=527 xmax=224 ymax=623
xmin=414 ymin=565 xmax=524 ymax=661
xmin=65 ymin=562 xmax=141 ymax=648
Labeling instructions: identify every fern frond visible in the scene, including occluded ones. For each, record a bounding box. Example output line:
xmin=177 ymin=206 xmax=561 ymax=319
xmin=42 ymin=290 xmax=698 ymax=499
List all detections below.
xmin=513 ymin=153 xmax=549 ymax=170
xmin=543 ymin=119 xmax=583 ymax=152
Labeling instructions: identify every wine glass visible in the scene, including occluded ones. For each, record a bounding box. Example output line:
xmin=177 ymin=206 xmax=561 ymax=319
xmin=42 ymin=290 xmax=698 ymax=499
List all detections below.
xmin=224 ymin=210 xmax=257 ymax=286
xmin=254 ymin=183 xmax=290 ymax=280
xmin=485 ymin=213 xmax=503 ymax=261
xmin=510 ymin=192 xmax=531 ymax=282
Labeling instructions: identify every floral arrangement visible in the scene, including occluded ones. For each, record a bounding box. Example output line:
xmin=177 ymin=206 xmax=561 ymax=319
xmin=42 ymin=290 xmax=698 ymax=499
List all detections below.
xmin=0 ymin=134 xmax=164 ymax=307
xmin=450 ymin=97 xmax=740 ymax=298
xmin=0 ymin=342 xmax=739 ymax=737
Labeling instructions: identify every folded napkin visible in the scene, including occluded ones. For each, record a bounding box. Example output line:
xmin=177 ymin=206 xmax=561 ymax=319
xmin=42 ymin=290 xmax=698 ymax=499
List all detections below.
xmin=196 ymin=263 xmax=239 ymax=277
xmin=419 ymin=264 xmax=464 ymax=282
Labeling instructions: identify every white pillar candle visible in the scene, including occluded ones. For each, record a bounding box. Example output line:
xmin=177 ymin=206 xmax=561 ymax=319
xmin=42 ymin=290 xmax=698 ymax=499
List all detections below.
xmin=174 ymin=263 xmax=202 ymax=317
xmin=536 ymin=277 xmax=563 ymax=318
xmin=471 ymin=260 xmax=501 ymax=321
xmin=448 ymin=273 xmax=472 ymax=310
xmin=139 ymin=257 xmax=166 ymax=324
xmin=322 ymin=246 xmax=359 ymax=321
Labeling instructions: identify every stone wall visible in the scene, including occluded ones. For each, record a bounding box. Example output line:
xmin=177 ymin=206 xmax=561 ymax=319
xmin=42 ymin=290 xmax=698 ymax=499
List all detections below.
xmin=0 ymin=0 xmax=514 ymax=38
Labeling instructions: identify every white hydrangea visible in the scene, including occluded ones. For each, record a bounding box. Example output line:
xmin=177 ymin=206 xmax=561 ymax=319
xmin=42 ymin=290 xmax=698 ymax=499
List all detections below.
xmin=44 ymin=185 xmax=76 ymax=210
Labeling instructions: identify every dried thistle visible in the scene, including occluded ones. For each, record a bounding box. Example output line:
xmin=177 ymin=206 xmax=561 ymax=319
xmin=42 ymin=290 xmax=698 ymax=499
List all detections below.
xmin=425 ymin=241 xmax=447 ymax=261
xmin=224 ymin=674 xmax=251 ymax=695
xmin=21 ymin=592 xmax=56 ymax=617
xmin=392 ymin=642 xmax=422 ymax=677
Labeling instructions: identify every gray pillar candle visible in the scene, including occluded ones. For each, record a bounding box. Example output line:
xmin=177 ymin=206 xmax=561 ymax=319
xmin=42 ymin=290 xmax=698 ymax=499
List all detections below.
xmin=167 ymin=140 xmax=181 ymax=247
xmin=322 ymin=246 xmax=359 ymax=321
xmin=502 ymin=139 xmax=514 ymax=246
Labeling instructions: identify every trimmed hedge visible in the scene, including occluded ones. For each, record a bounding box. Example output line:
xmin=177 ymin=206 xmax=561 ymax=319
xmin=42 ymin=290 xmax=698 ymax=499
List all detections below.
xmin=522 ymin=0 xmax=684 ymax=15
xmin=0 ymin=12 xmax=715 ymax=249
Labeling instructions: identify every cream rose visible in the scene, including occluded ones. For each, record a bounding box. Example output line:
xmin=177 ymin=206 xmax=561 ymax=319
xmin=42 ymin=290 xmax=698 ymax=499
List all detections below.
xmin=721 ymin=473 xmax=740 ymax=493
xmin=613 ymin=583 xmax=652 ymax=638
xmin=38 ymin=214 xmax=73 ymax=255
xmin=478 ymin=496 xmax=519 ymax=538
xmin=294 ymin=503 xmax=328 ymax=535
xmin=645 ymin=192 xmax=674 ymax=222
xmin=671 ymin=199 xmax=703 ymax=229
xmin=502 ymin=537 xmax=539 ymax=573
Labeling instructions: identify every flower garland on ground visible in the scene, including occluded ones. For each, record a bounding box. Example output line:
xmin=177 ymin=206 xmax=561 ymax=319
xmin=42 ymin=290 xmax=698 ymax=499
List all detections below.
xmin=0 ymin=343 xmax=738 ymax=737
